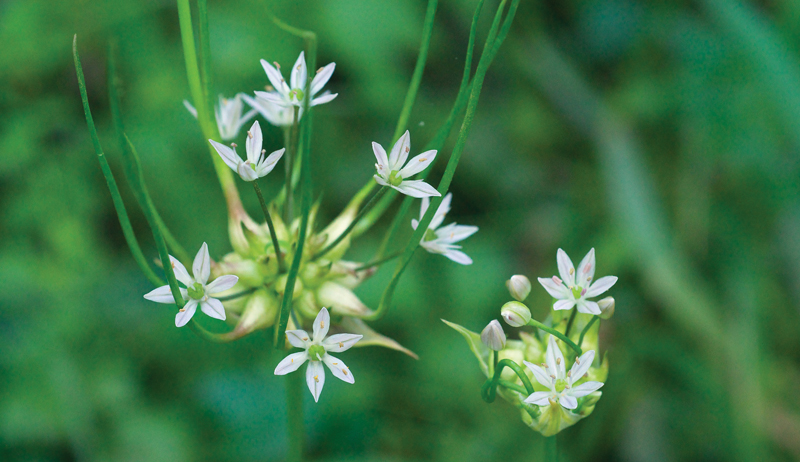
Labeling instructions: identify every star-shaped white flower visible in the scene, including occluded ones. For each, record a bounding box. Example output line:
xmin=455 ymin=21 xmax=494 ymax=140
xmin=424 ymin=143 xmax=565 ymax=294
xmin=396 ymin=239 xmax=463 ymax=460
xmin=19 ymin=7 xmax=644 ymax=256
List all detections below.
xmin=523 ymin=336 xmax=604 ymax=410
xmin=537 ymin=248 xmax=617 ymax=315
xmin=373 ymin=130 xmax=440 ymax=198
xmin=255 ymin=51 xmax=337 ymax=108
xmin=274 ymin=308 xmax=363 ymax=402
xmin=411 ymin=193 xmax=477 ymax=264
xmin=184 ymin=94 xmax=257 ymax=141
xmin=144 ymin=243 xmax=239 ymax=327
xmin=209 ymin=121 xmax=285 ymax=182
xmin=241 ymin=93 xmax=300 ymax=127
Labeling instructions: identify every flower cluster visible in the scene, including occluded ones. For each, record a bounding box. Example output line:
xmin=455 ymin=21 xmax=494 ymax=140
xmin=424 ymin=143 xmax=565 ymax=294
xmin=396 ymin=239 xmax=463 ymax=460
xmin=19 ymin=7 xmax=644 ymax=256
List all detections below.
xmin=444 ymin=248 xmax=616 ymax=435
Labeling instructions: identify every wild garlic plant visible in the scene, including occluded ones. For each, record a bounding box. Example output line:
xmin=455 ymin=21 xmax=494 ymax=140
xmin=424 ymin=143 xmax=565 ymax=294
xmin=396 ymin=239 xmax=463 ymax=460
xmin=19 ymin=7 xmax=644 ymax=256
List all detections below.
xmin=444 ymin=248 xmax=616 ymax=452
xmin=73 ymin=0 xmax=519 ymax=459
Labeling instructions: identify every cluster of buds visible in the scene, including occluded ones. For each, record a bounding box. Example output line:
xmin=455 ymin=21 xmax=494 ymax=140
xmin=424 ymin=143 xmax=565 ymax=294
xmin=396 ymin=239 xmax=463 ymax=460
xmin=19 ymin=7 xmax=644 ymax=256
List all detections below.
xmin=445 ymin=249 xmax=616 ymax=436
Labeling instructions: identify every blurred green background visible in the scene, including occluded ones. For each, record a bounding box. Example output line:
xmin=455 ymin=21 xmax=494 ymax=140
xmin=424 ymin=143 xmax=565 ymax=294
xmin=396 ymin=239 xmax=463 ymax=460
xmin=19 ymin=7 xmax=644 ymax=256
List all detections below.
xmin=3 ymin=0 xmax=800 ymax=460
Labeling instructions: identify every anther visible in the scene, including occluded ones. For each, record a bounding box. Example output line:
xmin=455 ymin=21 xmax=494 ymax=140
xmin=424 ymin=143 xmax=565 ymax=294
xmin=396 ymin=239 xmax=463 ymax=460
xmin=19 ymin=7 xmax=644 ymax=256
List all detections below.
xmin=405 ymin=146 xmax=409 ymax=153
xmin=321 ymin=321 xmax=324 ymax=328
xmin=179 ymin=308 xmax=186 ymax=312
xmin=339 ymin=342 xmax=343 ymax=348
xmin=261 ymin=149 xmax=266 ymax=154
xmin=575 ymin=357 xmax=581 ymax=365
xmin=316 ymin=67 xmax=324 ymax=74
xmin=265 ymin=85 xmax=274 ymax=91
xmin=550 ymin=374 xmax=556 ymax=379
xmin=419 ymin=158 xmax=427 ymax=162
xmin=296 ymin=64 xmax=302 ymax=70
xmin=274 ymin=62 xmax=280 ymax=69
xmin=247 ymin=131 xmax=253 ymax=139
xmin=569 ymin=268 xmax=574 ymax=275
xmin=314 ymin=375 xmax=319 ymax=382
xmin=567 ymin=370 xmax=571 ymax=377
xmin=556 ymin=358 xmax=561 ymax=365
xmin=230 ymin=143 xmax=238 ymax=148
xmin=343 ymin=369 xmax=348 ymax=376
xmin=553 ymin=276 xmax=562 ymax=285
xmin=542 ymin=363 xmax=548 ymax=368
xmin=303 ymin=337 xmax=308 ymax=341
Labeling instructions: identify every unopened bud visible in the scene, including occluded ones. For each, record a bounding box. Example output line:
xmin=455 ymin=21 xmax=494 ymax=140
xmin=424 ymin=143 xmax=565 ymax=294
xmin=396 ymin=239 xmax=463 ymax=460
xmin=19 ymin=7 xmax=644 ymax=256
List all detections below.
xmin=506 ymin=275 xmax=531 ymax=301
xmin=598 ymin=296 xmax=615 ymax=320
xmin=501 ymin=301 xmax=531 ymax=327
xmin=481 ymin=320 xmax=506 ymax=351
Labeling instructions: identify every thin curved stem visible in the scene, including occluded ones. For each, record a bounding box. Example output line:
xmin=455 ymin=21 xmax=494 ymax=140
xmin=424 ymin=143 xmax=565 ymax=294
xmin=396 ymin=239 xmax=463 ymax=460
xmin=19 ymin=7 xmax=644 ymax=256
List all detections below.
xmin=564 ymin=309 xmax=578 ymax=337
xmin=578 ymin=316 xmax=599 ymax=349
xmin=253 ymin=182 xmax=286 ymax=272
xmin=481 ymin=358 xmax=535 ymax=403
xmin=527 ymin=319 xmax=582 ymax=356
xmin=216 ymin=287 xmax=258 ymax=302
xmin=353 ymin=250 xmax=403 ymax=272
xmin=313 ymin=187 xmax=388 ymax=260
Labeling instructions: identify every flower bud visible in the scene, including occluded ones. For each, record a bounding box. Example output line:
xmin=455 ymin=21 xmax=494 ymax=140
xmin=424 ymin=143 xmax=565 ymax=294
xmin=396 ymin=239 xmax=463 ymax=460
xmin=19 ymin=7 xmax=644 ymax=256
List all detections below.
xmin=598 ymin=296 xmax=615 ymax=320
xmin=501 ymin=301 xmax=531 ymax=327
xmin=506 ymin=275 xmax=531 ymax=301
xmin=233 ymin=289 xmax=278 ymax=336
xmin=275 ymin=274 xmax=303 ymax=300
xmin=481 ymin=320 xmax=506 ymax=351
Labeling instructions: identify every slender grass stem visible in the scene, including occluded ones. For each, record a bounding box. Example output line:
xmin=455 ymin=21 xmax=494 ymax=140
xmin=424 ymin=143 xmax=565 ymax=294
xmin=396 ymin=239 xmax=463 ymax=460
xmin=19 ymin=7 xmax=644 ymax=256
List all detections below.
xmin=216 ymin=288 xmax=257 ymax=301
xmin=528 ymin=319 xmax=582 ymax=355
xmin=313 ymin=187 xmax=388 ymax=260
xmin=285 ymin=107 xmax=299 ymax=223
xmin=353 ymin=250 xmax=403 ymax=272
xmin=286 ymin=372 xmax=304 ymax=462
xmin=481 ymin=358 xmax=535 ymax=403
xmin=564 ymin=309 xmax=577 ymax=337
xmin=198 ymin=0 xmax=213 ymax=115
xmin=577 ymin=316 xmax=598 ymax=349
xmin=253 ymin=182 xmax=286 ymax=272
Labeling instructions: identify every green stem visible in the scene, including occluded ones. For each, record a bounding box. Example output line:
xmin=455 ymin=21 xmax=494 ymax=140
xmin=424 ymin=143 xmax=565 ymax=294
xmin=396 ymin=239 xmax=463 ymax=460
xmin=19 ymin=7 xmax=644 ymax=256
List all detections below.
xmin=481 ymin=358 xmax=535 ymax=403
xmin=528 ymin=319 xmax=582 ymax=355
xmin=353 ymin=250 xmax=403 ymax=272
xmin=285 ymin=107 xmax=299 ymax=223
xmin=253 ymin=182 xmax=286 ymax=272
xmin=73 ymin=36 xmax=163 ymax=288
xmin=544 ymin=435 xmax=558 ymax=461
xmin=313 ymin=187 xmax=388 ymax=260
xmin=577 ymin=316 xmax=598 ymax=350
xmin=198 ymin=0 xmax=213 ymax=116
xmin=286 ymin=372 xmax=304 ymax=462
xmin=564 ymin=309 xmax=577 ymax=337
xmin=216 ymin=288 xmax=257 ymax=301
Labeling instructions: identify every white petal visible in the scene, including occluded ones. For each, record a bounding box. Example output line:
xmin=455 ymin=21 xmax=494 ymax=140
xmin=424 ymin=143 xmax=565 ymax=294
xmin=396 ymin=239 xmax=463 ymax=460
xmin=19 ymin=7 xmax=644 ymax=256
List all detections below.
xmin=538 ymin=277 xmax=569 ymax=299
xmin=168 ymin=256 xmax=193 ymax=286
xmin=411 ymin=218 xmax=420 ymax=230
xmin=322 ymin=354 xmax=355 ymax=384
xmin=175 ymin=300 xmax=197 ymax=327
xmin=388 ymin=130 xmax=410 ymax=171
xmin=524 ymin=391 xmax=553 ymax=406
xmin=576 ymin=248 xmax=596 ymax=288
xmin=569 ymin=350 xmax=595 ymax=383
xmin=200 ymin=298 xmax=226 ymax=321
xmin=256 ymin=148 xmax=285 ymax=177
xmin=576 ymin=300 xmax=600 ymax=315
xmin=245 ymin=121 xmax=263 ymax=164
xmin=310 ymin=92 xmax=337 ymax=106
xmin=419 ymin=196 xmax=430 ymax=224
xmin=393 ymin=180 xmax=440 ymax=198
xmin=274 ymin=351 xmax=308 ymax=375
xmin=312 ymin=307 xmax=330 ymax=342
xmin=569 ymin=381 xmax=604 ymax=398
xmin=310 ymin=62 xmax=335 ymax=95
xmin=260 ymin=59 xmax=289 ymax=95
xmin=192 ymin=243 xmax=211 ymax=284
xmin=442 ymin=249 xmax=472 ymax=265
xmin=435 ymin=223 xmax=478 ymax=244
xmin=556 ymin=249 xmax=576 ymax=287
xmin=305 ymin=361 xmax=325 ymax=403
xmin=322 ymin=334 xmax=363 ymax=352
xmin=206 ymin=275 xmax=239 ymax=294
xmin=183 ymin=100 xmax=198 ymax=118
xmin=398 ymin=150 xmax=436 ymax=178
xmin=523 ymin=360 xmax=553 ymax=388
xmin=585 ymin=276 xmax=617 ymax=298
xmin=209 ymin=140 xmax=241 ymax=172
xmin=429 ymin=193 xmax=451 ymax=230
xmin=144 ymin=285 xmax=181 ymax=304
xmin=286 ymin=329 xmax=311 ymax=349
xmin=374 ymin=175 xmax=389 ymax=187
xmin=553 ymin=299 xmax=575 ymax=311
xmin=253 ymin=90 xmax=287 ymax=106
xmin=546 ymin=336 xmax=566 ymax=378
xmin=559 ymin=394 xmax=578 ymax=409
xmin=372 ymin=142 xmax=389 ymax=170
xmin=290 ymin=51 xmax=307 ymax=91
xmin=238 ymin=162 xmax=259 ymax=182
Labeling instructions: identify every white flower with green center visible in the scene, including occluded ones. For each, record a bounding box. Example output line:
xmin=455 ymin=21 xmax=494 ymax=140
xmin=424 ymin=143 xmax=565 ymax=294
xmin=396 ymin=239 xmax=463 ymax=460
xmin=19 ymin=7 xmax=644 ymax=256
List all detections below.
xmin=373 ymin=130 xmax=440 ymax=198
xmin=255 ymin=51 xmax=337 ymax=108
xmin=523 ymin=336 xmax=604 ymax=410
xmin=274 ymin=307 xmax=363 ymax=402
xmin=241 ymin=93 xmax=299 ymax=127
xmin=209 ymin=121 xmax=285 ymax=182
xmin=143 ymin=243 xmax=239 ymax=327
xmin=411 ymin=193 xmax=477 ymax=264
xmin=184 ymin=94 xmax=256 ymax=141
xmin=537 ymin=248 xmax=617 ymax=315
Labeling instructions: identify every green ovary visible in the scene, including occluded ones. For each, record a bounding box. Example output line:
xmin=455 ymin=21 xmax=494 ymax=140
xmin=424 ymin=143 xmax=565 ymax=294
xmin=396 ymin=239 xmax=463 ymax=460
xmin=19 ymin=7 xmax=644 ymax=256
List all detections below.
xmin=571 ymin=286 xmax=583 ymax=299
xmin=388 ymin=170 xmax=403 ymax=187
xmin=307 ymin=344 xmax=326 ymax=360
xmin=555 ymin=379 xmax=567 ymax=393
xmin=187 ymin=282 xmax=205 ymax=300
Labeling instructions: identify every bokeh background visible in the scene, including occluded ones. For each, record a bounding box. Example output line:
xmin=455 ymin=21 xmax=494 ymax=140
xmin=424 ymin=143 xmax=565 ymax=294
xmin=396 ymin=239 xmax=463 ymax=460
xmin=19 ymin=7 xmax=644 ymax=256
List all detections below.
xmin=3 ymin=0 xmax=800 ymax=460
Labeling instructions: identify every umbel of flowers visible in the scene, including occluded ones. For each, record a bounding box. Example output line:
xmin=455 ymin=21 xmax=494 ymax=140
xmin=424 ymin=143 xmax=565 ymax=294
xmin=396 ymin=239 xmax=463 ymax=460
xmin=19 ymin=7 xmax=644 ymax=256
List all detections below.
xmin=444 ymin=248 xmax=615 ymax=436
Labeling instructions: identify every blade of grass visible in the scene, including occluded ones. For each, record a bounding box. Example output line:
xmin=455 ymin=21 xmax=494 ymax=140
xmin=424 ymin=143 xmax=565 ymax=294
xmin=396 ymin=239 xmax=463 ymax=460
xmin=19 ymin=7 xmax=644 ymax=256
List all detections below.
xmin=73 ymin=36 xmax=163 ymax=287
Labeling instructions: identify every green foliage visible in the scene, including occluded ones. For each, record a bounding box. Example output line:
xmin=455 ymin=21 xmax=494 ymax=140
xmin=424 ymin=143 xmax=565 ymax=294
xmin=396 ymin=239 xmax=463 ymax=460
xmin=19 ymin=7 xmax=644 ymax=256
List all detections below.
xmin=2 ymin=0 xmax=800 ymax=461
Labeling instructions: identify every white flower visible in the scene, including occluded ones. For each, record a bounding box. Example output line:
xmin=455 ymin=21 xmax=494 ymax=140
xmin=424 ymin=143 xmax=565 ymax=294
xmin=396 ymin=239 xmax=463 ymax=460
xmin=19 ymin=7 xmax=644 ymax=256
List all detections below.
xmin=411 ymin=193 xmax=477 ymax=264
xmin=184 ymin=94 xmax=257 ymax=141
xmin=255 ymin=51 xmax=337 ymax=108
xmin=209 ymin=121 xmax=285 ymax=182
xmin=144 ymin=243 xmax=239 ymax=327
xmin=373 ymin=131 xmax=440 ymax=198
xmin=241 ymin=93 xmax=299 ymax=127
xmin=274 ymin=307 xmax=363 ymax=403
xmin=537 ymin=248 xmax=617 ymax=315
xmin=523 ymin=336 xmax=604 ymax=410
